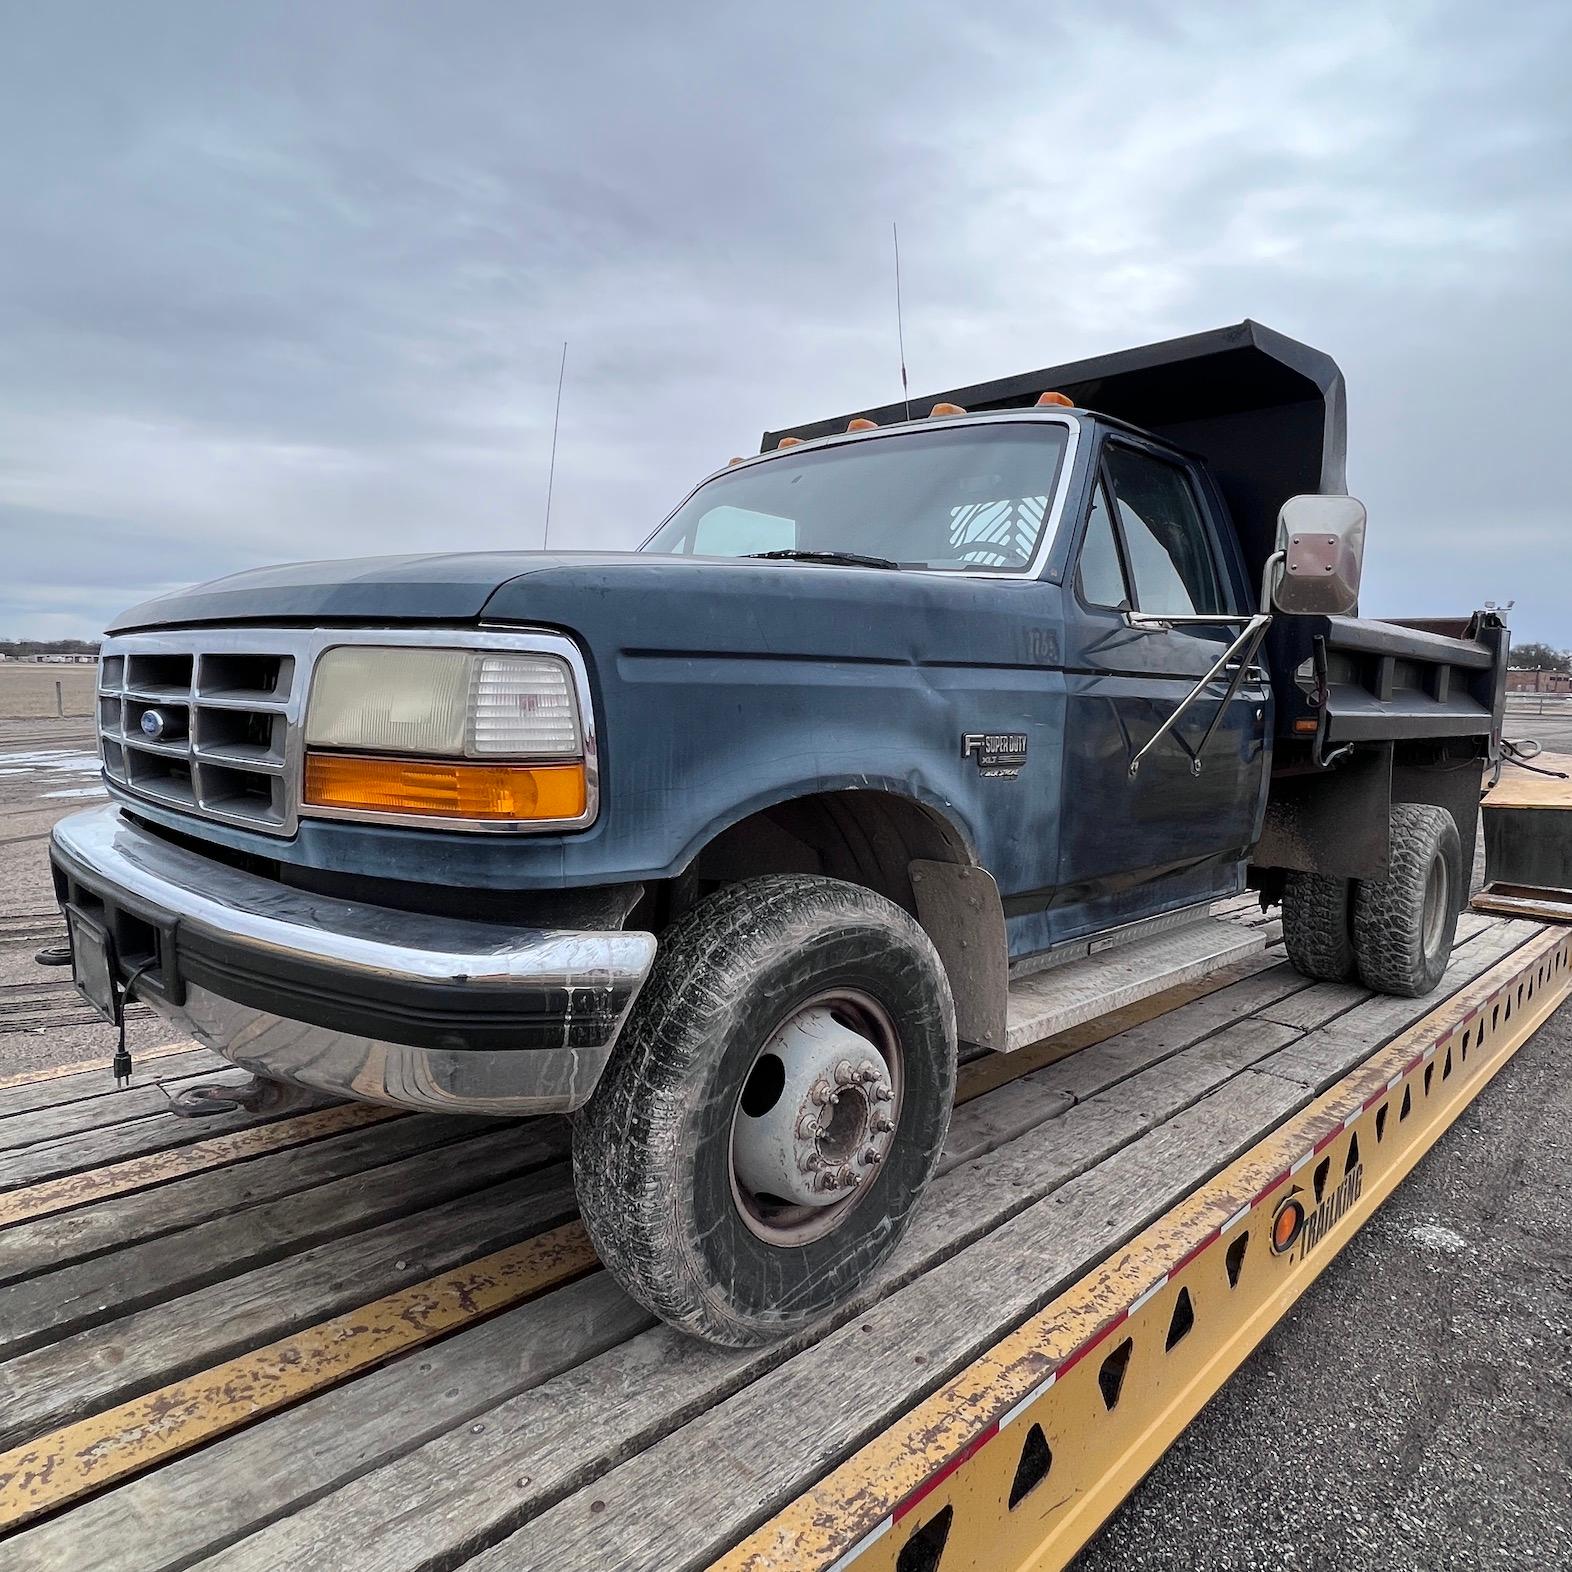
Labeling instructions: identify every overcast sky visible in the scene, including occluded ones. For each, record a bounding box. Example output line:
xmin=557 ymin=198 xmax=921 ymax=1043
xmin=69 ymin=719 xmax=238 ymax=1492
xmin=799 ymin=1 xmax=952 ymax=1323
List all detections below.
xmin=2 ymin=2 xmax=1568 ymax=643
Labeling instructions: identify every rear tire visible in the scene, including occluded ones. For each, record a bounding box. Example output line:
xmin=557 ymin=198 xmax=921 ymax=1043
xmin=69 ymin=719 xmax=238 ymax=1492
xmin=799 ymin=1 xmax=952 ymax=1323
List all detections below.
xmin=572 ymin=874 xmax=956 ymax=1347
xmin=1282 ymin=872 xmax=1356 ymax=983
xmin=1353 ymin=804 xmax=1462 ymax=997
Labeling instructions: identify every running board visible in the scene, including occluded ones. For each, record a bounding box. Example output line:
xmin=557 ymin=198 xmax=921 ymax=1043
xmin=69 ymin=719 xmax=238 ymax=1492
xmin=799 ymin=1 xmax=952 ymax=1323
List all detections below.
xmin=999 ymin=918 xmax=1264 ymax=1053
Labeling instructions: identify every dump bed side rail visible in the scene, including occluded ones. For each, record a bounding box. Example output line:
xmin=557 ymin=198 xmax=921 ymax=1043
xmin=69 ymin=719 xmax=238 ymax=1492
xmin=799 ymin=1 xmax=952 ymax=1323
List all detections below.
xmin=1268 ymin=609 xmax=1508 ymax=752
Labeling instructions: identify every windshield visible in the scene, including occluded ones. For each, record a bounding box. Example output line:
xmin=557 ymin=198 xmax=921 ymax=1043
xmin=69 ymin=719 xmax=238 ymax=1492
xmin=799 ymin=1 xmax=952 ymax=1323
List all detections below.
xmin=641 ymin=421 xmax=1073 ymax=573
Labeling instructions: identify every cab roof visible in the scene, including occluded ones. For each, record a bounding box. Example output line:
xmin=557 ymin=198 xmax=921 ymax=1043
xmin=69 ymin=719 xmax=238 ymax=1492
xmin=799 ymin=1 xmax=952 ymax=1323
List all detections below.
xmin=762 ymin=319 xmax=1348 ymax=583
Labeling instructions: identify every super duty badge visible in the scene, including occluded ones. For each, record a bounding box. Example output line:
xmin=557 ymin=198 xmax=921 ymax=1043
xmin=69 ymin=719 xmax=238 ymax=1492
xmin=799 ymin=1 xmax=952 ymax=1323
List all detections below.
xmin=962 ymin=732 xmax=1028 ymax=779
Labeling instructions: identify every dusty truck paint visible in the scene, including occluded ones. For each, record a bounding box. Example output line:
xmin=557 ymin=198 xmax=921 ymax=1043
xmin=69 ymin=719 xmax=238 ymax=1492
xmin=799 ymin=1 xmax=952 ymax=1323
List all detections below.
xmin=106 ymin=554 xmax=1087 ymax=922
xmin=50 ymin=320 xmax=1511 ymax=1345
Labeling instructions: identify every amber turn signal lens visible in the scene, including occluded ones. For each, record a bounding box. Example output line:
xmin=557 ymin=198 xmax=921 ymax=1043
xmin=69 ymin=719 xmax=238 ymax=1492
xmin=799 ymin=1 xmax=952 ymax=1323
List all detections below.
xmin=304 ymin=753 xmax=587 ymax=822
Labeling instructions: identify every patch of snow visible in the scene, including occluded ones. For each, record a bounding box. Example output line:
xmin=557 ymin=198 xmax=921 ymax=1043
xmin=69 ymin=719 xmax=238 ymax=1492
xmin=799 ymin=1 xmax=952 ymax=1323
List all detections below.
xmin=44 ymin=786 xmax=109 ymax=800
xmin=1409 ymin=1221 xmax=1468 ymax=1256
xmin=0 ymin=749 xmax=103 ymax=776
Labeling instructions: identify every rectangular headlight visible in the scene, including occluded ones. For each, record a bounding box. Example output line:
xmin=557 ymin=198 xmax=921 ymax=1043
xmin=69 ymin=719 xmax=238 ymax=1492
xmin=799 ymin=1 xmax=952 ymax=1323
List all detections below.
xmin=305 ymin=648 xmax=473 ymax=756
xmin=305 ymin=647 xmax=582 ymax=759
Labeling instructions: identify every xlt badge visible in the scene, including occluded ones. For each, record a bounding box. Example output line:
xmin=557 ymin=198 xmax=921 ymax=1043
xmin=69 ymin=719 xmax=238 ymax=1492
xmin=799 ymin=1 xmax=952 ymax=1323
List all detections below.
xmin=962 ymin=732 xmax=1028 ymax=779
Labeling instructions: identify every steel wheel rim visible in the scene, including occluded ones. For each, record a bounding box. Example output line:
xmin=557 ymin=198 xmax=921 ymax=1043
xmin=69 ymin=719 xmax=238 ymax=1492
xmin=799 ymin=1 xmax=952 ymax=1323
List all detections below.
xmin=728 ymin=988 xmax=905 ymax=1246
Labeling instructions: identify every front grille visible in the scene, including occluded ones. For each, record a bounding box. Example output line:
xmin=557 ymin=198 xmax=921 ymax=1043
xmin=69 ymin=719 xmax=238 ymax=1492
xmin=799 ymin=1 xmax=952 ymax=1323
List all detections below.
xmin=96 ymin=624 xmax=598 ymax=840
xmin=98 ymin=630 xmax=306 ymax=836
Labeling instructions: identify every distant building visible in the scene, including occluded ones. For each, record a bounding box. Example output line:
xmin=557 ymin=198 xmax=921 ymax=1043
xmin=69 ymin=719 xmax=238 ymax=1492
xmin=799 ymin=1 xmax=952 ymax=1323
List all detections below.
xmin=1507 ymin=667 xmax=1571 ymax=694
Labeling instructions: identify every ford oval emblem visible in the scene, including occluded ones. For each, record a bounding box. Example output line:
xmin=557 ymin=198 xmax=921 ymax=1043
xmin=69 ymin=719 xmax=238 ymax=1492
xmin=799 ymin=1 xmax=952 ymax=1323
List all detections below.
xmin=140 ymin=708 xmax=167 ymax=741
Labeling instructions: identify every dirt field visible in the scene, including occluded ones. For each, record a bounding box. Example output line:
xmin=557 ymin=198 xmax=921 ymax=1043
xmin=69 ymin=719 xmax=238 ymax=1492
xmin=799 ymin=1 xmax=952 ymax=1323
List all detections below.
xmin=0 ymin=663 xmax=97 ymax=719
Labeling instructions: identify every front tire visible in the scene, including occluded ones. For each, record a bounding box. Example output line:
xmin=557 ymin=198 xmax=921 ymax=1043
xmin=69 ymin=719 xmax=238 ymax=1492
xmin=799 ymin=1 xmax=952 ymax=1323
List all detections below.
xmin=572 ymin=874 xmax=956 ymax=1347
xmin=1353 ymin=804 xmax=1462 ymax=997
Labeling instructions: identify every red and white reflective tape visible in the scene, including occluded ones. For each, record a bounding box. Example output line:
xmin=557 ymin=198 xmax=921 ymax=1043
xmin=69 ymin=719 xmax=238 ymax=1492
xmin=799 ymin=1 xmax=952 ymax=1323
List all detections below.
xmin=999 ymin=1369 xmax=1057 ymax=1431
xmin=824 ymin=1515 xmax=892 ymax=1572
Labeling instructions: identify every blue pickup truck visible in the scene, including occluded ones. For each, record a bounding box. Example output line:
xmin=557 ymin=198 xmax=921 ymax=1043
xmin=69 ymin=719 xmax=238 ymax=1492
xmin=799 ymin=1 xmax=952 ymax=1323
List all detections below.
xmin=48 ymin=322 xmax=1508 ymax=1344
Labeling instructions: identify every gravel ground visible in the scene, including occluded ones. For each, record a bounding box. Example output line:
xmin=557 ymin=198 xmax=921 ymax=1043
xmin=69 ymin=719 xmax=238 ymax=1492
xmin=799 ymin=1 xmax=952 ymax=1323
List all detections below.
xmin=1078 ymin=1005 xmax=1572 ymax=1572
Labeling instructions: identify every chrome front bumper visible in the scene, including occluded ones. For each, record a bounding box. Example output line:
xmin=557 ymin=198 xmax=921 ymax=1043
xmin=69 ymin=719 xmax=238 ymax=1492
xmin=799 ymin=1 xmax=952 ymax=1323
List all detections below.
xmin=48 ymin=805 xmax=657 ymax=1116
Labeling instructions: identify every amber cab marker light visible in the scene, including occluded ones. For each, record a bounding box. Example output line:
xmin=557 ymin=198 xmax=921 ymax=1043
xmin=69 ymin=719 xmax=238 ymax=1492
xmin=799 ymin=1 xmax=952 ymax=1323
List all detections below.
xmin=304 ymin=754 xmax=587 ymax=822
xmin=928 ymin=402 xmax=968 ymax=417
xmin=1036 ymin=390 xmax=1074 ymax=407
xmin=777 ymin=436 xmax=805 ymax=448
xmin=846 ymin=418 xmax=879 ymax=432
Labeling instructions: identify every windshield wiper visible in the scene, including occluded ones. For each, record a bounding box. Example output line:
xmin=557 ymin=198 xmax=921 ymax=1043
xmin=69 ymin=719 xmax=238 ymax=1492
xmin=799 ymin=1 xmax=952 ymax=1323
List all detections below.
xmin=744 ymin=549 xmax=901 ymax=570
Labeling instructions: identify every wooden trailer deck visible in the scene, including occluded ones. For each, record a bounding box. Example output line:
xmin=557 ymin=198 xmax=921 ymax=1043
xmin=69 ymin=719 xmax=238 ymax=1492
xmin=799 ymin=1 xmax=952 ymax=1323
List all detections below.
xmin=1 ymin=874 xmax=1567 ymax=1571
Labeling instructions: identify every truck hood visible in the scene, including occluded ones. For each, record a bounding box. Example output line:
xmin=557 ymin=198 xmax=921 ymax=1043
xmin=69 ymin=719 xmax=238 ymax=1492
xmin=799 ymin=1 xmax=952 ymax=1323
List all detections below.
xmin=106 ymin=551 xmax=651 ymax=631
xmin=107 ymin=548 xmax=1052 ymax=673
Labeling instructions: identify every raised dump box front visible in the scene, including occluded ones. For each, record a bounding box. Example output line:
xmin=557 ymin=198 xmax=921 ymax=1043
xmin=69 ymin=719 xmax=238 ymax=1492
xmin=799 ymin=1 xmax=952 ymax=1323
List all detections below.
xmin=764 ymin=317 xmax=1347 ymax=593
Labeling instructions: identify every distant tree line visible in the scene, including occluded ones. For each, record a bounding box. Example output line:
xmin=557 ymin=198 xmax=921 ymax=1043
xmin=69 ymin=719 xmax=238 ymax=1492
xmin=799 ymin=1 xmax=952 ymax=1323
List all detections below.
xmin=0 ymin=638 xmax=101 ymax=659
xmin=1512 ymin=641 xmax=1571 ymax=673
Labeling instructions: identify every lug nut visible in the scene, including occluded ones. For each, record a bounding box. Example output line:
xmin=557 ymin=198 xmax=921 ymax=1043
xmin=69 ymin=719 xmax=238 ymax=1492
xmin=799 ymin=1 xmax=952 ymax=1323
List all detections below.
xmin=873 ymin=1085 xmax=894 ymax=1103
xmin=858 ymin=1062 xmax=881 ymax=1085
xmin=816 ymin=1170 xmax=841 ymax=1193
xmin=811 ymin=1079 xmax=835 ymax=1107
xmin=873 ymin=1114 xmax=895 ymax=1134
xmin=800 ymin=1150 xmax=823 ymax=1173
xmin=838 ymin=1166 xmax=860 ymax=1189
xmin=863 ymin=1147 xmax=882 ymax=1165
xmin=795 ymin=1112 xmax=821 ymax=1141
xmin=834 ymin=1060 xmax=857 ymax=1087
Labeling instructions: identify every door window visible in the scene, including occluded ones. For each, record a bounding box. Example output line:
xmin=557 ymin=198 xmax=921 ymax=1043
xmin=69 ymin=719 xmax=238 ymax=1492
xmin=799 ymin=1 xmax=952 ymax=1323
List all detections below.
xmin=1076 ymin=484 xmax=1131 ymax=610
xmin=1102 ymin=447 xmax=1226 ymax=616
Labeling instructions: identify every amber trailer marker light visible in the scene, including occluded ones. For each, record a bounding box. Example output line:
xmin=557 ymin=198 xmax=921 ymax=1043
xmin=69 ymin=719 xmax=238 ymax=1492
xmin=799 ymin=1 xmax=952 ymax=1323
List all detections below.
xmin=304 ymin=754 xmax=587 ymax=822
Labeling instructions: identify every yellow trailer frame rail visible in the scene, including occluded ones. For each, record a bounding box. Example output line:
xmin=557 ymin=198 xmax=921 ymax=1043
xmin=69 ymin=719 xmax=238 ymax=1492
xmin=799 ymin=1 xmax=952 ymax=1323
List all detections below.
xmin=716 ymin=925 xmax=1572 ymax=1572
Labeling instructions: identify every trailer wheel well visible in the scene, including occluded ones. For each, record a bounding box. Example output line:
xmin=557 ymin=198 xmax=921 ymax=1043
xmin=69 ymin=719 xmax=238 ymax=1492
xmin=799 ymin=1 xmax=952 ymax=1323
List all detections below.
xmin=643 ymin=790 xmax=1006 ymax=1049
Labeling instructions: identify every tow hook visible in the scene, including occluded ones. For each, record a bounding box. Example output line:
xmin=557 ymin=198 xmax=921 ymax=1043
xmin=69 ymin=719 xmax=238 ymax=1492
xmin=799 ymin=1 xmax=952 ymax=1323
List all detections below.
xmin=161 ymin=1075 xmax=330 ymax=1119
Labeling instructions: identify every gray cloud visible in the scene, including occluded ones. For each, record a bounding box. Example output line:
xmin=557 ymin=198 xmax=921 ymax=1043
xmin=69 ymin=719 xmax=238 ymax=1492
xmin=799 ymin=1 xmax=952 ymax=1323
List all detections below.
xmin=1 ymin=1 xmax=1569 ymax=640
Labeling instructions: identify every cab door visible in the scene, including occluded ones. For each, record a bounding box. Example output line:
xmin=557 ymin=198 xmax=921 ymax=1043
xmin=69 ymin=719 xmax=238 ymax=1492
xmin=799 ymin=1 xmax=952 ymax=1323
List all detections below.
xmin=1055 ymin=437 xmax=1269 ymax=938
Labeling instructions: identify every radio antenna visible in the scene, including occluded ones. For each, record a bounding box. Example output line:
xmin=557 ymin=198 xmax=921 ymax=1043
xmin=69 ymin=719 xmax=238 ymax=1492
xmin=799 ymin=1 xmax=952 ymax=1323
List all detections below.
xmin=543 ymin=339 xmax=568 ymax=548
xmin=892 ymin=222 xmax=911 ymax=419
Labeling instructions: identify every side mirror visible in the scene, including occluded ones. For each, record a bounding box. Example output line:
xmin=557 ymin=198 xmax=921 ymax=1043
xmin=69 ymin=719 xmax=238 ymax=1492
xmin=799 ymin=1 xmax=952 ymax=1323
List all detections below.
xmin=1271 ymin=494 xmax=1367 ymax=616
